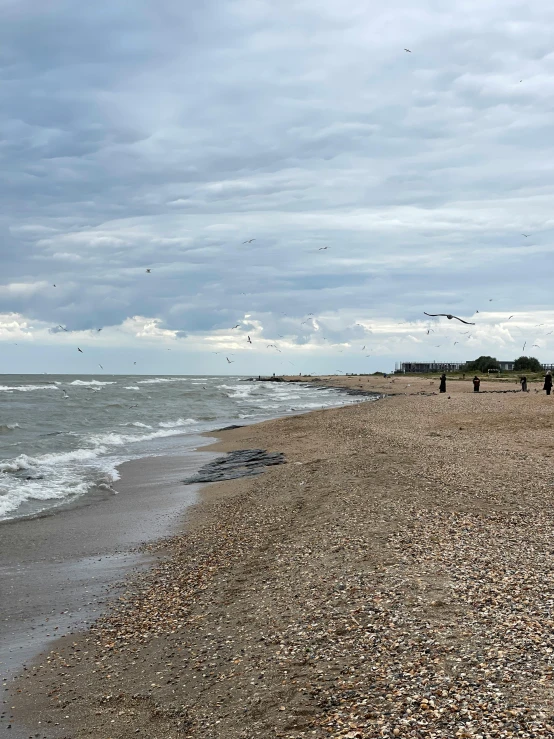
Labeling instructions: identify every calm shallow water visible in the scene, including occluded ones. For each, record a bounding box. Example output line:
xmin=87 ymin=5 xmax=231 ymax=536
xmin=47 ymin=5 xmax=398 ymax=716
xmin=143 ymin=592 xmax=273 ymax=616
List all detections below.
xmin=0 ymin=374 xmax=374 ymax=520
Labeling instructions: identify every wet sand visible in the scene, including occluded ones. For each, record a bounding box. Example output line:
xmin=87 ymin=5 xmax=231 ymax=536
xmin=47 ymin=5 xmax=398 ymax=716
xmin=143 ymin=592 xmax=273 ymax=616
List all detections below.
xmin=0 ymin=448 xmax=215 ymax=682
xmin=8 ymin=375 xmax=554 ymax=737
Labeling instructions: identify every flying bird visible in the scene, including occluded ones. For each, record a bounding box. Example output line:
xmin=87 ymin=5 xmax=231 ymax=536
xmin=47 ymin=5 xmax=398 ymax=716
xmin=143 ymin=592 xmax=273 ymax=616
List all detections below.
xmin=362 ymin=345 xmax=366 ymax=350
xmin=146 ymin=269 xmax=151 ymax=273
xmin=508 ymin=315 xmax=514 ymax=320
xmin=454 ymin=341 xmax=459 ymax=345
xmin=318 ymin=246 xmax=329 ymax=250
xmin=424 ymin=312 xmax=475 ymax=325
xmin=77 ymin=348 xmax=83 ymax=353
xmin=523 ymin=342 xmax=527 ymax=352
xmin=404 ymin=48 xmax=412 ymax=52
xmin=247 ymin=336 xmax=252 ymax=344
xmin=522 ymin=234 xmax=530 ymax=237
xmin=546 ymin=331 xmax=553 ymax=336
xmin=226 ymin=357 xmax=234 ymax=363
xmin=243 ymin=239 xmax=256 ymax=244
xmin=532 ymin=344 xmax=540 ymax=348
xmin=98 ymin=364 xmax=103 ymax=369
xmin=97 ymin=328 xmax=103 ymax=332
xmin=426 ymin=329 xmax=434 ymax=335
xmin=58 ymin=325 xmax=68 ymax=332
xmin=62 ymin=390 xmax=69 ymax=399
xmin=231 ymin=324 xmax=240 ymax=329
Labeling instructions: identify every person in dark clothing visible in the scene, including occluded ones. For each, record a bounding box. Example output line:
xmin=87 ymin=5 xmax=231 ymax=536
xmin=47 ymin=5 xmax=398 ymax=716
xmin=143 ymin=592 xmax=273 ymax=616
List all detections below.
xmin=544 ymin=371 xmax=552 ymax=396
xmin=439 ymin=373 xmax=446 ymax=393
xmin=473 ymin=376 xmax=481 ymax=392
xmin=520 ymin=376 xmax=528 ymax=392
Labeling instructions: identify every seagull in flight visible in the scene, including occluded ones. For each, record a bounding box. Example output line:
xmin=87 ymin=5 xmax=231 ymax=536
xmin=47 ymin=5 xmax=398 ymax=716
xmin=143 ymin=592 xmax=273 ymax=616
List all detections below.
xmin=318 ymin=246 xmax=329 ymax=250
xmin=522 ymin=234 xmax=530 ymax=237
xmin=362 ymin=345 xmax=366 ymax=350
xmin=247 ymin=336 xmax=252 ymax=344
xmin=58 ymin=325 xmax=68 ymax=332
xmin=77 ymin=347 xmax=83 ymax=353
xmin=508 ymin=315 xmax=514 ymax=320
xmin=226 ymin=357 xmax=234 ymax=364
xmin=426 ymin=328 xmax=434 ymax=335
xmin=453 ymin=341 xmax=459 ymax=345
xmin=404 ymin=48 xmax=412 ymax=52
xmin=243 ymin=239 xmax=256 ymax=244
xmin=62 ymin=390 xmax=69 ymax=399
xmin=231 ymin=324 xmax=240 ymax=329
xmin=424 ymin=312 xmax=475 ymax=325
xmin=546 ymin=331 xmax=553 ymax=335
xmin=98 ymin=364 xmax=104 ymax=369
xmin=523 ymin=342 xmax=527 ymax=352
xmin=97 ymin=328 xmax=103 ymax=332
xmin=146 ymin=269 xmax=151 ymax=273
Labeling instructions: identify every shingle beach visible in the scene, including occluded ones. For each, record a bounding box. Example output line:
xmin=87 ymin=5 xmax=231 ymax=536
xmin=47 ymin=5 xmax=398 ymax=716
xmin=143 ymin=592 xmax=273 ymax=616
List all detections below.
xmin=10 ymin=375 xmax=554 ymax=738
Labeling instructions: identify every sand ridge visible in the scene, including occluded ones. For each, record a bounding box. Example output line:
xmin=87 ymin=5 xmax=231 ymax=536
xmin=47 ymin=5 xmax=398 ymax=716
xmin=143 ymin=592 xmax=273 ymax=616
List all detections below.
xmin=10 ymin=377 xmax=554 ymax=737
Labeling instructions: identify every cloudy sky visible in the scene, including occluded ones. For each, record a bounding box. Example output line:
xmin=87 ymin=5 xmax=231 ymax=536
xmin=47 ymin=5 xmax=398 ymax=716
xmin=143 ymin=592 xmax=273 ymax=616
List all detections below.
xmin=2 ymin=0 xmax=554 ymax=375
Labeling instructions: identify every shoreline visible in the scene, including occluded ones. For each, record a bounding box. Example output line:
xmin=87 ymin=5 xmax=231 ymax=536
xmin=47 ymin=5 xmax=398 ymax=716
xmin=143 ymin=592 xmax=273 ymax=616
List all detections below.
xmin=1 ymin=384 xmax=376 ymax=734
xmin=9 ymin=376 xmax=554 ymax=737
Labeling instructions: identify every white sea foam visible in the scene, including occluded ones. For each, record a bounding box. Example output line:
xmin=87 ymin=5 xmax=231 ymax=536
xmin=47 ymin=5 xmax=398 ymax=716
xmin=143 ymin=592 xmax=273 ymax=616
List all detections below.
xmin=158 ymin=418 xmax=197 ymax=428
xmin=0 ymin=423 xmax=20 ymax=433
xmin=0 ymin=384 xmax=59 ymax=392
xmin=124 ymin=386 xmax=140 ymax=390
xmin=137 ymin=378 xmax=188 ymax=385
xmin=69 ymin=380 xmax=116 ymax=387
xmin=0 ymin=446 xmax=120 ymax=518
xmin=128 ymin=422 xmax=153 ymax=429
xmin=86 ymin=428 xmax=191 ymax=447
xmin=220 ymin=384 xmax=253 ymax=399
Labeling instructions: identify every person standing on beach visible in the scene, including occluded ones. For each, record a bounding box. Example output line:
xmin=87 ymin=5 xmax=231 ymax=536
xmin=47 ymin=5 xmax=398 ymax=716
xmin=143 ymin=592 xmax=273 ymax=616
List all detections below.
xmin=544 ymin=371 xmax=552 ymax=396
xmin=473 ymin=376 xmax=481 ymax=392
xmin=520 ymin=376 xmax=528 ymax=392
xmin=439 ymin=373 xmax=446 ymax=393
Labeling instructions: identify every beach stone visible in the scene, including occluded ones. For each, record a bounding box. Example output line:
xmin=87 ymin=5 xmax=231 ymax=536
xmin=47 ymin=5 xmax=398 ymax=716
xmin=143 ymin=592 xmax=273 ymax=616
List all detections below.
xmin=183 ymin=449 xmax=286 ymax=484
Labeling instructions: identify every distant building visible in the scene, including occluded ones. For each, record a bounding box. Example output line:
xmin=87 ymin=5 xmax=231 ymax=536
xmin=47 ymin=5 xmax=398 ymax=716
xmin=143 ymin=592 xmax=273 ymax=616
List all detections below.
xmin=399 ymin=362 xmax=464 ymax=373
xmin=398 ymin=360 xmax=554 ymax=373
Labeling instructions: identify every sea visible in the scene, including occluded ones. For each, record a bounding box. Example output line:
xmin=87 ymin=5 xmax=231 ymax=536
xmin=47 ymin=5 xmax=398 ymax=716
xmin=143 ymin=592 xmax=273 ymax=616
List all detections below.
xmin=0 ymin=374 xmax=373 ymax=521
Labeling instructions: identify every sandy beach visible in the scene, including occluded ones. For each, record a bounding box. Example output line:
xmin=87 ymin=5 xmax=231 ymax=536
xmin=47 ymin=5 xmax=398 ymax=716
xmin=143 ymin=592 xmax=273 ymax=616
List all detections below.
xmin=8 ymin=374 xmax=554 ymax=737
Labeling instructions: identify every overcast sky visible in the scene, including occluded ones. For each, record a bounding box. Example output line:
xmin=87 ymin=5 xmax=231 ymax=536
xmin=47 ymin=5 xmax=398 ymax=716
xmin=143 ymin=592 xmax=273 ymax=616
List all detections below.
xmin=2 ymin=0 xmax=554 ymax=375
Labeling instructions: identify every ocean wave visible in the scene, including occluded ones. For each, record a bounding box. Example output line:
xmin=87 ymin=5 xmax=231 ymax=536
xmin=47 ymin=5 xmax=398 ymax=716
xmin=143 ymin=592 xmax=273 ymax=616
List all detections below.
xmin=86 ymin=427 xmax=191 ymax=447
xmin=0 ymin=447 xmax=120 ymax=518
xmin=158 ymin=418 xmax=197 ymax=428
xmin=220 ymin=384 xmax=253 ymax=399
xmin=124 ymin=386 xmax=140 ymax=390
xmin=69 ymin=380 xmax=116 ymax=387
xmin=137 ymin=377 xmax=188 ymax=385
xmin=126 ymin=421 xmax=153 ymax=429
xmin=0 ymin=384 xmax=58 ymax=392
xmin=0 ymin=423 xmax=20 ymax=434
